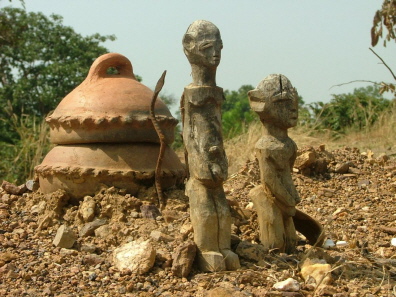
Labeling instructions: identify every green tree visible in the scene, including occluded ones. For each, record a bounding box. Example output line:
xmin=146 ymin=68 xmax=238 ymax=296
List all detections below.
xmin=0 ymin=7 xmax=115 ymax=183
xmin=222 ymin=85 xmax=255 ymax=138
xmin=308 ymin=86 xmax=391 ymax=133
xmin=0 ymin=7 xmax=115 ymax=143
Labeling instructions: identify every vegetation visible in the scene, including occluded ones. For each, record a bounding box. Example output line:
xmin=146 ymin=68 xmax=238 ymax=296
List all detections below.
xmin=299 ymin=86 xmax=393 ymax=135
xmin=2 ymin=2 xmax=396 ymax=185
xmin=0 ymin=7 xmax=114 ymax=183
xmin=370 ymin=0 xmax=396 ymax=95
xmin=222 ymin=85 xmax=255 ymax=139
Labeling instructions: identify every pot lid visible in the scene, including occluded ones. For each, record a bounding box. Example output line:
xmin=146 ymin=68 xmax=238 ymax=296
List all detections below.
xmin=47 ymin=53 xmax=177 ymax=144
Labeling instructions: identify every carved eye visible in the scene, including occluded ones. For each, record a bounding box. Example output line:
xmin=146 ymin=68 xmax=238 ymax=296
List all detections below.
xmin=200 ymin=42 xmax=213 ymax=50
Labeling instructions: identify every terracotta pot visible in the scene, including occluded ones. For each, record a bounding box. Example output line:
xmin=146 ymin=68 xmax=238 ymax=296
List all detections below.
xmin=35 ymin=143 xmax=185 ymax=200
xmin=46 ymin=53 xmax=178 ymax=144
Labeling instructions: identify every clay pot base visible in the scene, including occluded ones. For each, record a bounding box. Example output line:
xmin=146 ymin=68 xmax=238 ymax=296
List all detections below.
xmin=35 ymin=143 xmax=185 ymax=200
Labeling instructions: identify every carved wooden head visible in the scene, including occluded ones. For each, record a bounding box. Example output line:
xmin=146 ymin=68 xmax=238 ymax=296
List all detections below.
xmin=248 ymin=74 xmax=299 ymax=129
xmin=182 ymin=20 xmax=223 ymax=69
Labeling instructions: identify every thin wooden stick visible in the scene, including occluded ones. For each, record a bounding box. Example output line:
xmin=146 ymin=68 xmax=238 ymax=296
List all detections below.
xmin=150 ymin=70 xmax=167 ymax=209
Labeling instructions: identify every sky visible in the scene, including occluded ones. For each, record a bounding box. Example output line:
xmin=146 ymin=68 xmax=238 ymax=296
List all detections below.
xmin=5 ymin=0 xmax=396 ymax=113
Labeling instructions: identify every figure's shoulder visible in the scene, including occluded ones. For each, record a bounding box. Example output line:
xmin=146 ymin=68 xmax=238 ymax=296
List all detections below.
xmin=255 ymin=135 xmax=283 ymax=151
xmin=183 ymin=86 xmax=224 ymax=106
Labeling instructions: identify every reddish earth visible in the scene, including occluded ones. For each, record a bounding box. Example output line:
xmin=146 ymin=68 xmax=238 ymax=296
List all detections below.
xmin=0 ymin=145 xmax=395 ymax=296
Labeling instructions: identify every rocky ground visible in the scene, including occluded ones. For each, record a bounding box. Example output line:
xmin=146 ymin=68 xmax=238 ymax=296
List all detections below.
xmin=0 ymin=145 xmax=396 ymax=296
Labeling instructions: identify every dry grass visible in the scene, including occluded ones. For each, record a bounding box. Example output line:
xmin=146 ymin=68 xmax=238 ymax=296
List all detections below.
xmin=225 ymin=107 xmax=396 ymax=175
xmin=1 ymin=114 xmax=51 ymax=183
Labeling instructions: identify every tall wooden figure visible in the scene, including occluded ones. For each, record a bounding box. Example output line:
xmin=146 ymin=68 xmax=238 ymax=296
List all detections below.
xmin=181 ymin=20 xmax=240 ymax=271
xmin=248 ymin=74 xmax=300 ymax=254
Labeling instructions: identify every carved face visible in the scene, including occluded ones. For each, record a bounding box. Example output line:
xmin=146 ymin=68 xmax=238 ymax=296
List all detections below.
xmin=248 ymin=74 xmax=299 ymax=129
xmin=183 ymin=21 xmax=223 ymax=68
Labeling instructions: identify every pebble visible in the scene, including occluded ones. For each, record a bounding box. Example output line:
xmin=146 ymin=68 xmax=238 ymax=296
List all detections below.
xmin=273 ymin=278 xmax=300 ymax=292
xmin=336 ymin=240 xmax=348 ymax=247
xmin=323 ymin=239 xmax=335 ymax=249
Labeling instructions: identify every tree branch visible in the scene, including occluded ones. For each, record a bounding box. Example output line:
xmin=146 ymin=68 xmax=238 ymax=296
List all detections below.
xmin=369 ymin=47 xmax=396 ymax=81
xmin=330 ymin=80 xmax=381 ymax=90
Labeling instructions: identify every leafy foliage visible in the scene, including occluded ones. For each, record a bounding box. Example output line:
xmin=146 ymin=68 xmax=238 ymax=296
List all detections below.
xmin=222 ymin=85 xmax=256 ymax=138
xmin=0 ymin=7 xmax=115 ymax=143
xmin=303 ymin=86 xmax=392 ymax=134
xmin=0 ymin=7 xmax=114 ymax=183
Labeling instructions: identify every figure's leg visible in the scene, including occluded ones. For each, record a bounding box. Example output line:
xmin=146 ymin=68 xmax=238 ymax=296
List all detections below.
xmin=249 ymin=185 xmax=286 ymax=252
xmin=214 ymin=186 xmax=240 ymax=270
xmin=186 ymin=178 xmax=225 ymax=271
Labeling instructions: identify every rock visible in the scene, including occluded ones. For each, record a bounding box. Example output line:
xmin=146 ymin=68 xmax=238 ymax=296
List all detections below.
xmin=0 ymin=209 xmax=9 ymax=219
xmin=336 ymin=240 xmax=348 ymax=247
xmin=79 ymin=196 xmax=96 ymax=222
xmin=197 ymin=251 xmax=226 ymax=272
xmin=83 ymin=254 xmax=104 ymax=266
xmin=0 ymin=252 xmax=17 ymax=263
xmin=358 ymin=179 xmax=370 ymax=189
xmin=377 ymin=153 xmax=389 ymax=165
xmin=30 ymin=201 xmax=46 ymax=215
xmin=140 ymin=204 xmax=161 ymax=220
xmin=171 ymin=240 xmax=196 ymax=277
xmin=53 ymin=225 xmax=77 ymax=248
xmin=0 ymin=264 xmax=16 ymax=277
xmin=348 ymin=167 xmax=361 ymax=174
xmin=332 ymin=207 xmax=348 ymax=218
xmin=161 ymin=209 xmax=179 ymax=223
xmin=301 ymin=258 xmax=332 ymax=286
xmin=207 ymin=287 xmax=246 ymax=297
xmin=303 ymin=248 xmax=336 ymax=264
xmin=94 ymin=224 xmax=111 ymax=239
xmin=316 ymin=285 xmax=338 ymax=296
xmin=245 ymin=202 xmax=254 ymax=210
xmin=79 ymin=218 xmax=107 ymax=237
xmin=391 ymin=238 xmax=396 ymax=247
xmin=25 ymin=180 xmax=39 ymax=192
xmin=322 ymin=239 xmax=335 ymax=249
xmin=235 ymin=241 xmax=266 ymax=262
xmin=334 ymin=162 xmax=349 ymax=174
xmin=60 ymin=248 xmax=78 ymax=256
xmin=180 ymin=222 xmax=193 ymax=237
xmin=112 ymin=239 xmax=156 ymax=274
xmin=1 ymin=180 xmax=27 ymax=195
xmin=295 ymin=151 xmax=316 ymax=170
xmin=156 ymin=249 xmax=172 ymax=268
xmin=80 ymin=244 xmax=97 ymax=253
xmin=273 ymin=278 xmax=300 ymax=292
xmin=150 ymin=230 xmax=173 ymax=242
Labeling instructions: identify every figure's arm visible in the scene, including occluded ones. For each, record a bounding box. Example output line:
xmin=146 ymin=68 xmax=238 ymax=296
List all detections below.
xmin=288 ymin=141 xmax=301 ymax=203
xmin=260 ymin=151 xmax=296 ymax=208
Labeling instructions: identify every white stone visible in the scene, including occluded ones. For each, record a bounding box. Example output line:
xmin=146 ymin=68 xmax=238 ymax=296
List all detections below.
xmin=322 ymin=239 xmax=335 ymax=249
xmin=273 ymin=277 xmax=300 ymax=292
xmin=245 ymin=202 xmax=254 ymax=210
xmin=112 ymin=240 xmax=155 ymax=274
xmin=336 ymin=240 xmax=348 ymax=247
xmin=391 ymin=238 xmax=396 ymax=247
